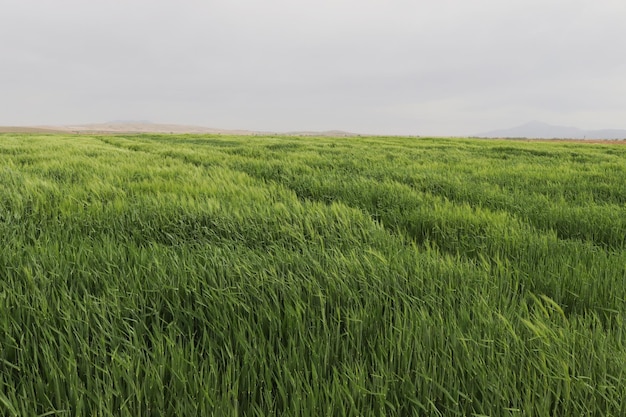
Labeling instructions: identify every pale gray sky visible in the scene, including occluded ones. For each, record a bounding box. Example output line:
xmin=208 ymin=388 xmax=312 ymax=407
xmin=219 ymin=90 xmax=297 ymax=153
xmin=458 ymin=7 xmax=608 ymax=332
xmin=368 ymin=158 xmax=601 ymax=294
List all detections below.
xmin=2 ymin=0 xmax=625 ymax=135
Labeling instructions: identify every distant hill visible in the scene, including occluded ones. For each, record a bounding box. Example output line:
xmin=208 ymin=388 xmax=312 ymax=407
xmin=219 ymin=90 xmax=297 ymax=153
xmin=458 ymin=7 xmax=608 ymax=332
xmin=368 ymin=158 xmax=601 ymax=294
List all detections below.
xmin=0 ymin=123 xmax=358 ymax=136
xmin=0 ymin=126 xmax=68 ymax=134
xmin=284 ymin=130 xmax=357 ymax=137
xmin=0 ymin=123 xmax=254 ymax=135
xmin=36 ymin=122 xmax=256 ymax=135
xmin=478 ymin=121 xmax=626 ymax=140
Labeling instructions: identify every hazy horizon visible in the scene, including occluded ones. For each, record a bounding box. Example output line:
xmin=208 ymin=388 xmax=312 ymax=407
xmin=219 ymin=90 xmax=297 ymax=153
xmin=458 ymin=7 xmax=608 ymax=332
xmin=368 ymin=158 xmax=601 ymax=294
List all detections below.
xmin=2 ymin=0 xmax=626 ymax=136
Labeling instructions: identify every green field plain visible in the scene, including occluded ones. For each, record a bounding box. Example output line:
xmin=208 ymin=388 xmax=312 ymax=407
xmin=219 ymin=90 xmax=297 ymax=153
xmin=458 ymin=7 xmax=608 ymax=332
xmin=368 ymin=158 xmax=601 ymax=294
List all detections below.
xmin=1 ymin=133 xmax=625 ymax=416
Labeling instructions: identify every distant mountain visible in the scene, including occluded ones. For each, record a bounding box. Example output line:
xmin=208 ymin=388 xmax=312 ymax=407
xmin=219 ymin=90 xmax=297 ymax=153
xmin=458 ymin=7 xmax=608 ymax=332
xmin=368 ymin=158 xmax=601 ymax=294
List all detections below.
xmin=478 ymin=121 xmax=626 ymax=140
xmin=106 ymin=119 xmax=155 ymax=125
xmin=31 ymin=122 xmax=255 ymax=135
xmin=284 ymin=130 xmax=357 ymax=137
xmin=3 ymin=122 xmax=358 ymax=136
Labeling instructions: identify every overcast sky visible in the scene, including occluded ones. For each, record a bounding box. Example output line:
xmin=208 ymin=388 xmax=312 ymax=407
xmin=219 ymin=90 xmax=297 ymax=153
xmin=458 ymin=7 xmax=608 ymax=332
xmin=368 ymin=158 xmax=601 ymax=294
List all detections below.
xmin=2 ymin=0 xmax=626 ymax=135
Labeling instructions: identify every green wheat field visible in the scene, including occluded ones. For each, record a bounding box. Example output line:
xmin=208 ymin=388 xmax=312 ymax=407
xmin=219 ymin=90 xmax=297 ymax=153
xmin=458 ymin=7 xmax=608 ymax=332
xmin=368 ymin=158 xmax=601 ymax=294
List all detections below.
xmin=1 ymin=133 xmax=625 ymax=416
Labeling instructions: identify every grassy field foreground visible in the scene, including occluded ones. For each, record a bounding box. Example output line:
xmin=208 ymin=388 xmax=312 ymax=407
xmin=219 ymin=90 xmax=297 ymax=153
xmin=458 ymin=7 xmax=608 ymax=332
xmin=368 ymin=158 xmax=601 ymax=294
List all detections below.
xmin=1 ymin=133 xmax=625 ymax=416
